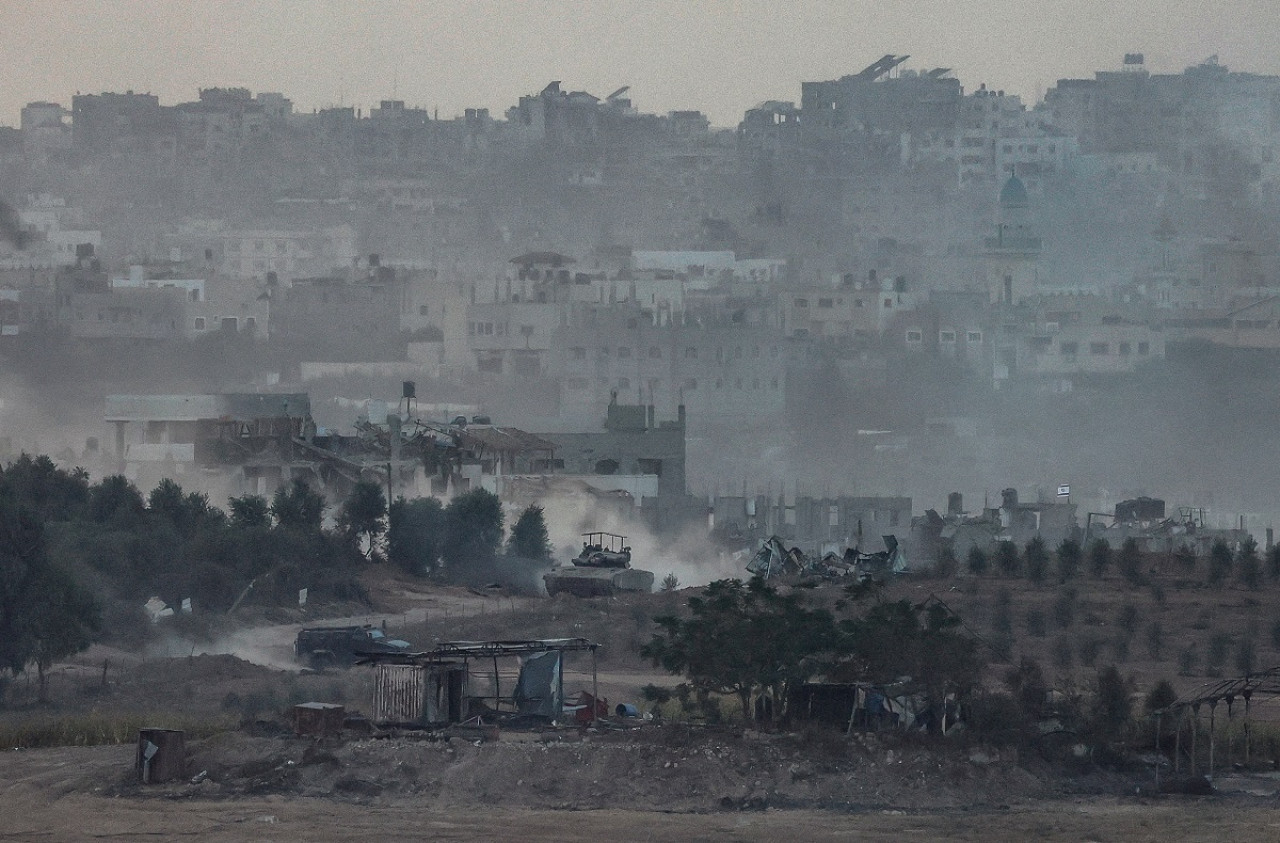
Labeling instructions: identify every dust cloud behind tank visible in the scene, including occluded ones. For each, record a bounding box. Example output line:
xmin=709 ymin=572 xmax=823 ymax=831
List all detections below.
xmin=544 ymin=531 xmax=655 ymax=597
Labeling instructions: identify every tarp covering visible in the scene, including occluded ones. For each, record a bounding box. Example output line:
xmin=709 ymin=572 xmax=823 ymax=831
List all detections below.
xmin=514 ymin=650 xmax=561 ymax=718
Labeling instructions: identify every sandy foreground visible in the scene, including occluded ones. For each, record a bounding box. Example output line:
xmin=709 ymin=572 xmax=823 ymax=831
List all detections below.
xmin=3 ymin=744 xmax=1279 ymax=842
xmin=3 ymin=788 xmax=1280 ymax=842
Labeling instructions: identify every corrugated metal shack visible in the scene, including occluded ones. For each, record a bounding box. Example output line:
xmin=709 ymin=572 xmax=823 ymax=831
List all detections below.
xmin=373 ymin=662 xmax=467 ymax=725
xmin=362 ymin=638 xmax=600 ymax=727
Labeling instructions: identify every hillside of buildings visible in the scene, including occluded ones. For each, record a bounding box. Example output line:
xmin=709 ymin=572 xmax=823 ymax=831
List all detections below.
xmin=4 ymin=54 xmax=1280 ymax=532
xmin=7 ymin=49 xmax=1280 ymax=836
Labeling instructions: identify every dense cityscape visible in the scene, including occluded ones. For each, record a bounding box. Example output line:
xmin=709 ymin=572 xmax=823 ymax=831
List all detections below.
xmin=5 ymin=52 xmax=1280 ymax=528
xmin=7 ymin=39 xmax=1280 ymax=839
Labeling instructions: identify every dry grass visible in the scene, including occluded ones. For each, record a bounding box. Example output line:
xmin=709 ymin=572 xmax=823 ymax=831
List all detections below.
xmin=0 ymin=711 xmax=236 ymax=749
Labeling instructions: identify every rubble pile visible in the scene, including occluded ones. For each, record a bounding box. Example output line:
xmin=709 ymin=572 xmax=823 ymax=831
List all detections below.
xmin=110 ymin=727 xmax=1052 ymax=813
xmin=743 ymin=535 xmax=908 ymax=582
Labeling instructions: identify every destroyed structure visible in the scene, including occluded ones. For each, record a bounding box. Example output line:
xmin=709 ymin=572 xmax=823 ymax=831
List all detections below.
xmin=103 ymin=391 xmax=1257 ymax=580
xmin=105 ymin=393 xmax=313 ymax=491
xmin=364 ymin=638 xmax=601 ymax=727
xmin=1082 ymin=496 xmax=1251 ymax=556
xmin=938 ymin=489 xmax=1078 ymax=563
xmin=745 ymin=533 xmax=909 ymax=582
xmin=101 ymin=390 xmax=698 ymax=528
xmin=537 ymin=397 xmax=692 ymax=531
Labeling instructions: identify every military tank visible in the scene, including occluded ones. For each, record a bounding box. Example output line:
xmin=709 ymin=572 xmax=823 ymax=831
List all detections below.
xmin=543 ymin=532 xmax=655 ymax=597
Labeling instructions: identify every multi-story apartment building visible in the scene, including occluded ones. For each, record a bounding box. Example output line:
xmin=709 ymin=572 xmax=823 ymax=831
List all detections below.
xmin=218 ymin=227 xmax=357 ymax=281
xmin=552 ymin=302 xmax=794 ymax=425
xmin=781 ymin=271 xmax=916 ymax=341
xmin=1044 ymin=54 xmax=1280 ymax=183
xmin=905 ymin=86 xmax=1077 ymax=188
xmin=1014 ymin=307 xmax=1165 ymax=378
xmin=801 ymin=58 xmax=962 ymax=139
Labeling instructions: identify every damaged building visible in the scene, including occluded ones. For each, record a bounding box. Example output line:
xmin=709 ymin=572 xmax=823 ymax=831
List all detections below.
xmin=1084 ymin=496 xmax=1251 ymax=557
xmin=366 ymin=638 xmax=601 ymax=727
xmin=534 ymin=397 xmax=694 ymax=532
xmin=105 ymin=393 xmax=313 ymax=490
xmin=102 ymin=391 xmax=696 ymax=531
xmin=918 ymin=488 xmax=1079 ymax=565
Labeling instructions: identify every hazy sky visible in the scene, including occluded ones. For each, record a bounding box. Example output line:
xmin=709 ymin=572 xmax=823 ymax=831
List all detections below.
xmin=3 ymin=0 xmax=1279 ymax=127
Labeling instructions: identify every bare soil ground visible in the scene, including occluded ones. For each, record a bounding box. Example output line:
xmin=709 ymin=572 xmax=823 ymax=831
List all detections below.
xmin=2 ymin=740 xmax=1280 ymax=842
xmin=7 ymin=567 xmax=1280 ymax=840
xmin=877 ymin=569 xmax=1280 ymax=710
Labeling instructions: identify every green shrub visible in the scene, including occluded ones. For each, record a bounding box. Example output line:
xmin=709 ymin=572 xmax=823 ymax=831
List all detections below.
xmin=1025 ymin=608 xmax=1047 ymax=638
xmin=1052 ymin=636 xmax=1075 ymax=671
xmin=1178 ymin=644 xmax=1199 ymax=676
xmin=1145 ymin=679 xmax=1177 ymax=713
xmin=1025 ymin=537 xmax=1049 ymax=584
xmin=1052 ymin=589 xmax=1076 ymax=629
xmin=1145 ymin=621 xmax=1164 ymax=660
xmin=1117 ymin=603 xmax=1140 ymax=636
xmin=967 ymin=546 xmax=988 ymax=576
xmin=1078 ymin=636 xmax=1102 ymax=668
xmin=1056 ymin=539 xmax=1081 ymax=582
xmin=1236 ymin=639 xmax=1257 ymax=675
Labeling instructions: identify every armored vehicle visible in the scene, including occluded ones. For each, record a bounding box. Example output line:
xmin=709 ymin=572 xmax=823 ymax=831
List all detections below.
xmin=543 ymin=532 xmax=655 ymax=597
xmin=295 ymin=624 xmax=411 ymax=669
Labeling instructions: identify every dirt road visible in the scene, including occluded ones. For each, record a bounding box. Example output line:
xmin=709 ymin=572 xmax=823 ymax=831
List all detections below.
xmin=5 ymin=739 xmax=1280 ymax=842
xmin=145 ymin=582 xmax=544 ymax=670
xmin=3 ymin=782 xmax=1280 ymax=842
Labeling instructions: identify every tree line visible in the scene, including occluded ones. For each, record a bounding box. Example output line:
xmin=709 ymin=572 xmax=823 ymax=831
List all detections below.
xmin=956 ymin=534 xmax=1274 ymax=589
xmin=641 ymin=577 xmax=986 ymax=726
xmin=0 ymin=454 xmax=554 ymax=699
xmin=641 ymin=574 xmax=1170 ymax=756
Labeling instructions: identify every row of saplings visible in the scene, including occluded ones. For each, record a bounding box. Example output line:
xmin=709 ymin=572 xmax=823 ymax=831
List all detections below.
xmin=639 ymin=575 xmax=1176 ymax=764
xmin=953 ymin=535 xmax=1275 ymax=589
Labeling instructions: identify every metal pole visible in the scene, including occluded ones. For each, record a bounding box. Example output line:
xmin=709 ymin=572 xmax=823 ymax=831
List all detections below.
xmin=1225 ymin=698 xmax=1234 ymax=770
xmin=1208 ymin=702 xmax=1217 ymax=782
xmin=1154 ymin=711 xmax=1162 ymax=791
xmin=591 ymin=647 xmax=598 ymax=726
xmin=1174 ymin=710 xmax=1182 ymax=775
xmin=1244 ymin=693 xmax=1252 ymax=767
xmin=493 ymin=656 xmax=500 ymax=712
xmin=1190 ymin=706 xmax=1198 ymax=776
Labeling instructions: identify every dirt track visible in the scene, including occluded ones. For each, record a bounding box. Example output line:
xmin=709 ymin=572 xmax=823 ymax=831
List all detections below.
xmin=3 ymin=779 xmax=1280 ymax=842
xmin=5 ymin=738 xmax=1280 ymax=842
xmin=11 ymin=574 xmax=1280 ymax=840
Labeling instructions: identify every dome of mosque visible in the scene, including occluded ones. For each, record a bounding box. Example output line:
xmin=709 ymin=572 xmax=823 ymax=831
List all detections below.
xmin=999 ymin=174 xmax=1029 ymax=208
